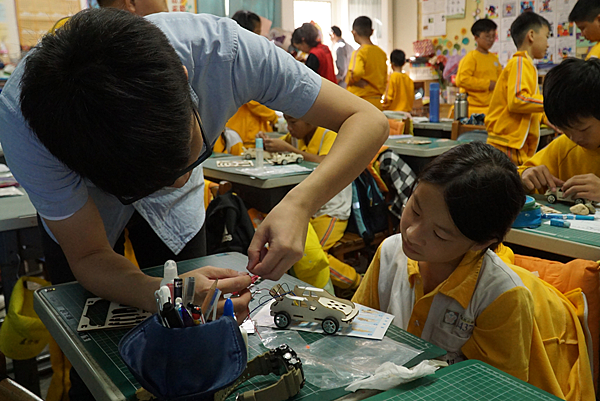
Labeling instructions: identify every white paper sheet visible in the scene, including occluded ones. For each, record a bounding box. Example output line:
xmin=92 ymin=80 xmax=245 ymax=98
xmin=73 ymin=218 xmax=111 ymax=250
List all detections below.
xmin=253 ymin=300 xmax=395 ymax=340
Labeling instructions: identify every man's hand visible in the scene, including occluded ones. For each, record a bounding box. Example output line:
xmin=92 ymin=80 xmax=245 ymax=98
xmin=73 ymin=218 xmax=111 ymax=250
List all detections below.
xmin=563 ymin=173 xmax=600 ymax=203
xmin=246 ymin=199 xmax=310 ymax=280
xmin=489 ymin=80 xmax=496 ymax=91
xmin=181 ymin=267 xmax=252 ymax=324
xmin=521 ymin=166 xmax=564 ymax=192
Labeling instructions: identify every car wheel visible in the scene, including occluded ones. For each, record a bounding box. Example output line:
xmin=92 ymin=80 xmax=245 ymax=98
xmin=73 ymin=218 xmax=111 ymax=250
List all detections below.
xmin=322 ymin=317 xmax=339 ymax=335
xmin=547 ymin=194 xmax=556 ymax=204
xmin=575 ymin=198 xmax=585 ymax=205
xmin=296 ymin=157 xmax=303 ymax=164
xmin=281 ymin=159 xmax=288 ymax=165
xmin=274 ymin=312 xmax=291 ymax=329
xmin=244 ymin=153 xmax=252 ymax=160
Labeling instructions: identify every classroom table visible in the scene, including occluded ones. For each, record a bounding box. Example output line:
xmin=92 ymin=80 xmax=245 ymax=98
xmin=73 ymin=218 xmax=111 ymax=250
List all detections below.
xmin=412 ymin=121 xmax=555 ymax=142
xmin=0 ymin=188 xmax=44 ymax=395
xmin=384 ymin=136 xmax=460 ymax=173
xmin=364 ymin=359 xmax=561 ymax=400
xmin=203 ymin=154 xmax=317 ymax=213
xmin=34 ymin=252 xmax=446 ymax=401
xmin=505 ymin=195 xmax=600 ymax=261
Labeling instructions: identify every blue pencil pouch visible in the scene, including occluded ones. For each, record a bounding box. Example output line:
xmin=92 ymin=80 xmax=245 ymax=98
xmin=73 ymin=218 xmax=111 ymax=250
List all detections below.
xmin=118 ymin=314 xmax=247 ymax=400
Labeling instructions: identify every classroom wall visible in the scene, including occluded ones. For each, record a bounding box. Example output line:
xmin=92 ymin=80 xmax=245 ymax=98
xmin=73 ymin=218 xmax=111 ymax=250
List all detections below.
xmin=393 ymin=0 xmax=418 ymax=57
xmin=0 ymin=0 xmax=21 ymax=61
xmin=418 ymin=0 xmax=477 ymax=57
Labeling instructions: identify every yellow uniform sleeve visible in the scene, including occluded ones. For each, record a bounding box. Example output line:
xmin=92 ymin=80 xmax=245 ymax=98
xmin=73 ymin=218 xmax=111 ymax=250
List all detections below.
xmin=507 ymin=56 xmax=544 ymax=114
xmin=281 ymin=133 xmax=293 ymax=144
xmin=246 ymin=101 xmax=278 ymax=124
xmin=351 ymin=245 xmax=382 ymax=310
xmin=317 ymin=130 xmax=337 ymax=156
xmin=456 ymin=54 xmax=491 ymax=92
xmin=586 ymin=42 xmax=600 ymax=60
xmin=382 ymin=73 xmax=397 ymax=110
xmin=406 ymin=77 xmax=415 ymax=111
xmin=461 ymin=286 xmax=535 ymax=381
xmin=347 ymin=49 xmax=366 ymax=85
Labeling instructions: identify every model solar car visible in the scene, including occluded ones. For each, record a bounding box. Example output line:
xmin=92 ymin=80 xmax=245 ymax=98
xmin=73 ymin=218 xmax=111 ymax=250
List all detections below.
xmin=242 ymin=147 xmax=304 ymax=165
xmin=270 ymin=285 xmax=359 ymax=335
xmin=545 ymin=187 xmax=588 ymax=205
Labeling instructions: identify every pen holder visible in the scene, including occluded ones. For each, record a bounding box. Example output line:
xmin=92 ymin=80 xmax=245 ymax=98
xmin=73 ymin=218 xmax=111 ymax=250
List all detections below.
xmin=119 ymin=314 xmax=247 ymax=400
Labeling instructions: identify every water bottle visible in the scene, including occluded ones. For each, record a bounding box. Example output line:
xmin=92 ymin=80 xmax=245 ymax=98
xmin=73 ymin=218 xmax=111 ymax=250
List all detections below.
xmin=454 ymin=93 xmax=469 ymax=120
xmin=255 ymin=137 xmax=264 ymax=169
xmin=429 ymin=82 xmax=440 ymax=123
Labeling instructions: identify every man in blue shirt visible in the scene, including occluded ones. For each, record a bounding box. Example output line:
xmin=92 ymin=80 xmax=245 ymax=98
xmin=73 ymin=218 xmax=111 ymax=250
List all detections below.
xmin=0 ymin=7 xmax=387 ymax=339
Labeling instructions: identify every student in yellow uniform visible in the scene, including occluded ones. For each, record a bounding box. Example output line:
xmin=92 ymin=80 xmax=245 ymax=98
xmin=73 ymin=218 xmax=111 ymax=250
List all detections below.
xmin=257 ymin=115 xmax=362 ymax=291
xmin=383 ymin=50 xmax=414 ymax=113
xmin=486 ymin=11 xmax=550 ymax=165
xmin=455 ymin=19 xmax=503 ymax=116
xmin=569 ymin=0 xmax=600 ymax=60
xmin=346 ymin=16 xmax=388 ymax=110
xmin=353 ymin=142 xmax=594 ymax=400
xmin=225 ymin=10 xmax=278 ymax=148
xmin=519 ymin=58 xmax=600 ymax=204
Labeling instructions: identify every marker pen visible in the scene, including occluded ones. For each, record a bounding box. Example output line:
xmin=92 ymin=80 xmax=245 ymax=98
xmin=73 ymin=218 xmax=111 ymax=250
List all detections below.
xmin=550 ymin=219 xmax=571 ymax=228
xmin=543 ymin=213 xmax=595 ymax=220
xmin=161 ymin=302 xmax=184 ymax=328
xmin=173 ymin=278 xmax=183 ymax=301
xmin=223 ymin=298 xmax=234 ymax=318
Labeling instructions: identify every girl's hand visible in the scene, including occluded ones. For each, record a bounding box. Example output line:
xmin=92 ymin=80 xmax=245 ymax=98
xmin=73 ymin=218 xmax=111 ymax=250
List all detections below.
xmin=262 ymin=137 xmax=295 ymax=153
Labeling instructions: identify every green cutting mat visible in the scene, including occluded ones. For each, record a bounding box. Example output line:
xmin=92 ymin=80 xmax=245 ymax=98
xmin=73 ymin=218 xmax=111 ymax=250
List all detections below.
xmin=515 ymin=195 xmax=600 ymax=248
xmin=364 ymin=360 xmax=562 ymax=400
xmin=202 ymin=155 xmax=319 ymax=179
xmin=37 ymin=253 xmax=445 ymax=401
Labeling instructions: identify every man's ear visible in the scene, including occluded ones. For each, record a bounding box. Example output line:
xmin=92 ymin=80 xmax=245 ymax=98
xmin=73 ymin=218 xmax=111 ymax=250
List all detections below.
xmin=183 ymin=65 xmax=189 ymax=79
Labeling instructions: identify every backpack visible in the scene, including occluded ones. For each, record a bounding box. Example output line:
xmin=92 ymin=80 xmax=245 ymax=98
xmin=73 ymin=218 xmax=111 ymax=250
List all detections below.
xmin=205 ymin=191 xmax=255 ymax=255
xmin=347 ymin=170 xmax=389 ymax=245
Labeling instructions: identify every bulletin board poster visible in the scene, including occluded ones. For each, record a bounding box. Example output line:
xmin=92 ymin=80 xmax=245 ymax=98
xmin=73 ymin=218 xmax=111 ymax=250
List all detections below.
xmin=167 ymin=0 xmax=195 ymax=13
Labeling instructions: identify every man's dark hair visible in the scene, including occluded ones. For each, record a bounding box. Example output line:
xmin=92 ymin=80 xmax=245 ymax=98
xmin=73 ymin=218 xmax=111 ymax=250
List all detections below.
xmin=232 ymin=10 xmax=261 ymax=32
xmin=331 ymin=26 xmax=342 ymax=37
xmin=352 ymin=16 xmax=373 ymax=37
xmin=471 ymin=18 xmax=497 ymax=36
xmin=416 ymin=142 xmax=525 ymax=250
xmin=96 ymin=0 xmax=118 ymax=7
xmin=390 ymin=50 xmax=406 ymax=67
xmin=543 ymin=58 xmax=600 ymax=129
xmin=510 ymin=11 xmax=550 ymax=48
xmin=292 ymin=23 xmax=320 ymax=48
xmin=569 ymin=0 xmax=600 ymax=22
xmin=20 ymin=8 xmax=193 ymax=199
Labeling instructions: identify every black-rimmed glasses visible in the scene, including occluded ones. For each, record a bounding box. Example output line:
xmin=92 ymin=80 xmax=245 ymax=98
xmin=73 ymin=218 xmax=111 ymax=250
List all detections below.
xmin=116 ymin=109 xmax=212 ymax=205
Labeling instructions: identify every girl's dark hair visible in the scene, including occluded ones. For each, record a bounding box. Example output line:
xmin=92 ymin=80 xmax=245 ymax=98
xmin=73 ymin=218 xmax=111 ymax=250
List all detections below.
xmin=292 ymin=23 xmax=320 ymax=48
xmin=232 ymin=10 xmax=260 ymax=32
xmin=416 ymin=142 xmax=525 ymax=249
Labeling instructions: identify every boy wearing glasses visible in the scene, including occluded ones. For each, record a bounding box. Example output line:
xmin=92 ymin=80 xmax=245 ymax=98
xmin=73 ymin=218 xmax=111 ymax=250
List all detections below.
xmin=0 ymin=6 xmax=387 ymax=348
xmin=455 ymin=18 xmax=503 ymax=116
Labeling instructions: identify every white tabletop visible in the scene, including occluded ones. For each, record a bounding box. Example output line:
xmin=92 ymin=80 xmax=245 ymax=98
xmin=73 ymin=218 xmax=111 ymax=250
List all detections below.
xmin=0 ymin=188 xmax=37 ymax=232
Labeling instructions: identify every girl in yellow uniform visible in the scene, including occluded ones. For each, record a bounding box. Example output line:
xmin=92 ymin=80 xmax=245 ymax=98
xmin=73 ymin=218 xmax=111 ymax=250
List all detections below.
xmin=353 ymin=142 xmax=594 ymax=400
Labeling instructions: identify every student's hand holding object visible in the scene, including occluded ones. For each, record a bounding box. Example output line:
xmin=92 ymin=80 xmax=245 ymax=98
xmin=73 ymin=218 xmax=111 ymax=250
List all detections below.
xmin=180 ymin=267 xmax=252 ymax=324
xmin=246 ymin=199 xmax=310 ymax=280
xmin=261 ymin=137 xmax=296 ymax=153
xmin=563 ymin=173 xmax=600 ymax=203
xmin=521 ymin=165 xmax=564 ymax=192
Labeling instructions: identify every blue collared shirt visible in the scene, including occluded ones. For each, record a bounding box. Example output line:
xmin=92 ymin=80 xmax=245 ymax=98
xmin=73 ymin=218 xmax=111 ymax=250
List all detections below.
xmin=0 ymin=12 xmax=321 ymax=253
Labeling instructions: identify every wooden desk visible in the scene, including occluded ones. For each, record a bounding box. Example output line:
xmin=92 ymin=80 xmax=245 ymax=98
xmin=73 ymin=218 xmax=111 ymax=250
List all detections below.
xmin=34 ymin=252 xmax=445 ymax=401
xmin=506 ymin=195 xmax=600 ymax=261
xmin=0 ymin=188 xmax=43 ymax=395
xmin=384 ymin=137 xmax=460 ymax=173
xmin=203 ymin=155 xmax=316 ymax=213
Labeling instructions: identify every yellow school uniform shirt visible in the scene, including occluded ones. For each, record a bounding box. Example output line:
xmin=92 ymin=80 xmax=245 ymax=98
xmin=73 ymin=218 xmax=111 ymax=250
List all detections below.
xmin=353 ymin=235 xmax=594 ymax=400
xmin=346 ymin=45 xmax=388 ymax=109
xmin=586 ymin=42 xmax=600 ymax=60
xmin=225 ymin=101 xmax=277 ymax=147
xmin=455 ymin=49 xmax=503 ymax=114
xmin=486 ymin=51 xmax=544 ymax=162
xmin=281 ymin=127 xmax=336 ymax=157
xmin=383 ymin=71 xmax=414 ymax=113
xmin=518 ymin=134 xmax=600 ymax=182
